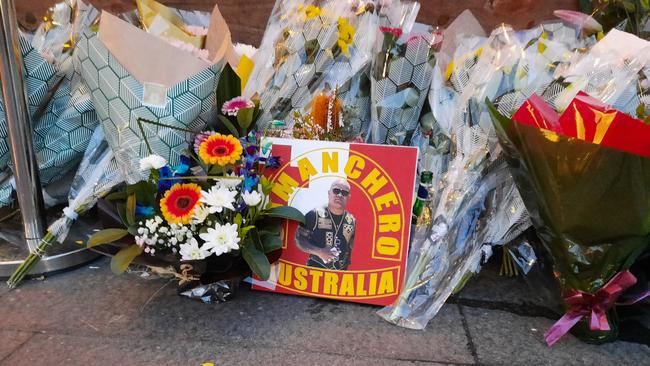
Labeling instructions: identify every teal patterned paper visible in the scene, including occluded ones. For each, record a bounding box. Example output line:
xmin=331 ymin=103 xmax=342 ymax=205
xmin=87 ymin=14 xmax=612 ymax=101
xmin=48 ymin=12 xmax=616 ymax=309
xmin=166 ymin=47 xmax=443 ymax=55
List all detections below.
xmin=75 ymin=30 xmax=223 ymax=184
xmin=32 ymin=62 xmax=99 ymax=185
xmin=0 ymin=35 xmax=58 ymax=207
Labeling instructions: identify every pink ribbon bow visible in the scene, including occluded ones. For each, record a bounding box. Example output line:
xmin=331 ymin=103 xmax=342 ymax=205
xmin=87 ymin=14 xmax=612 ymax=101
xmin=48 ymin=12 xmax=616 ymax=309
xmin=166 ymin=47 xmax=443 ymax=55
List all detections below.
xmin=544 ymin=271 xmax=650 ymax=346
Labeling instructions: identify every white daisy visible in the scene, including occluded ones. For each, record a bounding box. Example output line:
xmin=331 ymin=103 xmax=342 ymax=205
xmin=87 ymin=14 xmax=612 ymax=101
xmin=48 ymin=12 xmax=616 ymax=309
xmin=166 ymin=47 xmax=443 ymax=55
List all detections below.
xmin=201 ymin=186 xmax=237 ymax=213
xmin=139 ymin=154 xmax=167 ymax=171
xmin=241 ymin=190 xmax=262 ymax=207
xmin=199 ymin=223 xmax=240 ymax=256
xmin=179 ymin=238 xmax=211 ymax=261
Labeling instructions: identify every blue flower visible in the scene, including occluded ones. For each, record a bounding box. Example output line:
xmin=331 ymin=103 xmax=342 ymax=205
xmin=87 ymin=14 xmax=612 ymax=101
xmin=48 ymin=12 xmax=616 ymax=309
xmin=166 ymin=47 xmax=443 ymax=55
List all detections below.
xmin=135 ymin=204 xmax=155 ymax=218
xmin=173 ymin=155 xmax=191 ymax=175
xmin=264 ymin=155 xmax=281 ymax=169
xmin=157 ymin=166 xmax=175 ymax=193
xmin=243 ymin=174 xmax=259 ymax=193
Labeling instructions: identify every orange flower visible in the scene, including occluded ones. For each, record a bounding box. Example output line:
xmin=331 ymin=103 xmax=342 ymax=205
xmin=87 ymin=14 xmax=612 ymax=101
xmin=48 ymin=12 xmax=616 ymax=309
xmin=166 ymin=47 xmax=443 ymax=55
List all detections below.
xmin=198 ymin=133 xmax=243 ymax=166
xmin=160 ymin=183 xmax=202 ymax=225
xmin=311 ymin=92 xmax=342 ymax=131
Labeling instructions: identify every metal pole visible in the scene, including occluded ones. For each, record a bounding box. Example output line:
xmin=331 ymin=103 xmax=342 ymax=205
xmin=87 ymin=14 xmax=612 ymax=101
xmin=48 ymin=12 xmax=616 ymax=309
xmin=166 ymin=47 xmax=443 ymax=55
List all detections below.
xmin=0 ymin=0 xmax=45 ymax=251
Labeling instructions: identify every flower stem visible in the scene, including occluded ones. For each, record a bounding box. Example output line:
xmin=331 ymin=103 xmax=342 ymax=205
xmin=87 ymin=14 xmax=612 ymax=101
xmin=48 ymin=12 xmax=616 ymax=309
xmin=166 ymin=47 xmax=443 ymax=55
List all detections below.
xmin=6 ymin=231 xmax=57 ymax=289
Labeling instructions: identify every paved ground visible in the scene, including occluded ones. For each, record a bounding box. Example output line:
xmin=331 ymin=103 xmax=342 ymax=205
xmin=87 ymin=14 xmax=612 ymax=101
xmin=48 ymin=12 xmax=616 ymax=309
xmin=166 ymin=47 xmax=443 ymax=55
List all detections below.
xmin=0 ymin=257 xmax=648 ymax=366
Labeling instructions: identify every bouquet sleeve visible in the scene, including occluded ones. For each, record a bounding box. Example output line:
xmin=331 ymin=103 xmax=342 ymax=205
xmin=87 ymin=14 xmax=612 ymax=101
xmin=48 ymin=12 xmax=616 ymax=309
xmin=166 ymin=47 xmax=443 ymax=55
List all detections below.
xmin=76 ymin=8 xmax=228 ymax=184
xmin=488 ymin=93 xmax=650 ymax=344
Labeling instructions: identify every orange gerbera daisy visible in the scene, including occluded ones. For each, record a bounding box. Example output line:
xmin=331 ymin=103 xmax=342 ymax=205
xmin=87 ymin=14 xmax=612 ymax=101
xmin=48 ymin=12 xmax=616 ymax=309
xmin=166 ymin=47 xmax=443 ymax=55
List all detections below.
xmin=198 ymin=133 xmax=243 ymax=166
xmin=160 ymin=183 xmax=202 ymax=225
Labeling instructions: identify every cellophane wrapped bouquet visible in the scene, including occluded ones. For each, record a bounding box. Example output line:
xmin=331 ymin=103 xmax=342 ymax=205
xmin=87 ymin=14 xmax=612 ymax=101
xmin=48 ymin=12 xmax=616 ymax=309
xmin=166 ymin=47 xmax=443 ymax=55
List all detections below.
xmin=0 ymin=0 xmax=99 ymax=208
xmin=488 ymin=28 xmax=650 ymax=345
xmin=368 ymin=0 xmax=441 ymax=145
xmin=379 ymin=14 xmax=596 ymax=329
xmin=75 ymin=0 xmax=235 ymax=185
xmin=244 ymin=0 xmax=377 ymax=136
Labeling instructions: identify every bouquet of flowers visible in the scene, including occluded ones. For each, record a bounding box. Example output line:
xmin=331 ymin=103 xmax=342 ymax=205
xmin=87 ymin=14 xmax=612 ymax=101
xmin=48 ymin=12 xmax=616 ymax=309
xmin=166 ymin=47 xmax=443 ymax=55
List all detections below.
xmin=368 ymin=0 xmax=441 ymax=145
xmin=7 ymin=127 xmax=123 ymax=288
xmin=487 ymin=29 xmax=650 ymax=345
xmin=378 ymin=14 xmax=596 ymax=329
xmin=75 ymin=0 xmax=235 ymax=184
xmin=0 ymin=0 xmax=99 ymax=207
xmin=86 ymin=126 xmax=303 ymax=296
xmin=243 ymin=0 xmax=377 ymax=131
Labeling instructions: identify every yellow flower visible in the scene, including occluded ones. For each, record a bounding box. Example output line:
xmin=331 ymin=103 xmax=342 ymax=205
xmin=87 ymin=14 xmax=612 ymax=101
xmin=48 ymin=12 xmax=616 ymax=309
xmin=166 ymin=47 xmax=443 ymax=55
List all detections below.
xmin=160 ymin=183 xmax=203 ymax=225
xmin=198 ymin=133 xmax=243 ymax=166
xmin=305 ymin=5 xmax=321 ymax=19
xmin=337 ymin=17 xmax=355 ymax=57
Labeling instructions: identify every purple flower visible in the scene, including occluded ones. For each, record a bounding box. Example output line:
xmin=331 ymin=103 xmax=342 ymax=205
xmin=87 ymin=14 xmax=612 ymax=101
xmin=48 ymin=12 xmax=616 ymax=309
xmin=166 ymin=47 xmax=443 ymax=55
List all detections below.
xmin=194 ymin=131 xmax=216 ymax=154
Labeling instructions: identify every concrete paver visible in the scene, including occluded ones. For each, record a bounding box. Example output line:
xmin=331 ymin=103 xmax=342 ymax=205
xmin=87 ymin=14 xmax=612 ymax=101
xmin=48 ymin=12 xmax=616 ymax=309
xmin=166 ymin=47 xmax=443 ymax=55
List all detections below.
xmin=461 ymin=306 xmax=650 ymax=366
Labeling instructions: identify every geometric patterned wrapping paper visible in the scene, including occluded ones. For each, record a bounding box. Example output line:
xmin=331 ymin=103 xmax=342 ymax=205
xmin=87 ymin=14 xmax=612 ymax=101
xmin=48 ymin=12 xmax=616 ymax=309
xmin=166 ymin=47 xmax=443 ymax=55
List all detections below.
xmin=75 ymin=30 xmax=223 ymax=184
xmin=0 ymin=35 xmax=58 ymax=207
xmin=369 ymin=26 xmax=437 ymax=145
xmin=32 ymin=60 xmax=99 ymax=185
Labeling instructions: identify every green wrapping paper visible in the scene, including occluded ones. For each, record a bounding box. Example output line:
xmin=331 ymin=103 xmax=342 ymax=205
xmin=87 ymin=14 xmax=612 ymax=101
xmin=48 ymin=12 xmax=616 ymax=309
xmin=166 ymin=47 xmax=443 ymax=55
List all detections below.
xmin=489 ymin=100 xmax=650 ymax=292
xmin=488 ymin=96 xmax=650 ymax=342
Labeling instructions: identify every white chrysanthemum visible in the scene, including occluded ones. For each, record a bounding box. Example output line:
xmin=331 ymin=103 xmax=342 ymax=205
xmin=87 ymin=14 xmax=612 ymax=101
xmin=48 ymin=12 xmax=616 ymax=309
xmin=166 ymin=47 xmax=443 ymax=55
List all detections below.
xmin=217 ymin=172 xmax=242 ymax=189
xmin=139 ymin=154 xmax=167 ymax=171
xmin=241 ymin=190 xmax=262 ymax=207
xmin=199 ymin=223 xmax=240 ymax=256
xmin=179 ymin=238 xmax=211 ymax=261
xmin=234 ymin=42 xmax=257 ymax=59
xmin=192 ymin=204 xmax=210 ymax=224
xmin=201 ymin=186 xmax=237 ymax=213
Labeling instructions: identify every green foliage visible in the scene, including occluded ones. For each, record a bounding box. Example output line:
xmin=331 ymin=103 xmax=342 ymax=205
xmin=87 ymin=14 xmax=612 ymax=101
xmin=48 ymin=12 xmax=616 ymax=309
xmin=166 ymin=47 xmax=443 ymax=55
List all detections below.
xmin=216 ymin=63 xmax=241 ymax=108
xmin=264 ymin=206 xmax=306 ymax=224
xmin=87 ymin=228 xmax=130 ymax=248
xmin=241 ymin=228 xmax=271 ymax=279
xmin=217 ymin=115 xmax=240 ymax=138
xmin=260 ymin=232 xmax=283 ymax=253
xmin=110 ymin=244 xmax=144 ymax=275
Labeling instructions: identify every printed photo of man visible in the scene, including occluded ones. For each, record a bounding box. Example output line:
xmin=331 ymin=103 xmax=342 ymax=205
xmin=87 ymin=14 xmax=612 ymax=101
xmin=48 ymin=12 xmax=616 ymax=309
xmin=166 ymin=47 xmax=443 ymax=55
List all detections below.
xmin=295 ymin=179 xmax=356 ymax=270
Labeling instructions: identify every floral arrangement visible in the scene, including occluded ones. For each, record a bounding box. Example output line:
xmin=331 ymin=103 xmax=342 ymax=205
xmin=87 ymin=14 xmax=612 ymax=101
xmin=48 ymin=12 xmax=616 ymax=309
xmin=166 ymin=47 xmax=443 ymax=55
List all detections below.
xmin=86 ymin=59 xmax=303 ymax=286
xmin=88 ymin=129 xmax=303 ymax=282
xmin=243 ymin=0 xmax=376 ymax=130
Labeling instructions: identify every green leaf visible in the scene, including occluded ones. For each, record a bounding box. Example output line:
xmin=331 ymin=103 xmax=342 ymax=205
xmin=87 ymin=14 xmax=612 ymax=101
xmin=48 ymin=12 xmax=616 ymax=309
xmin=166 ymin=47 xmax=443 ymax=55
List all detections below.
xmin=241 ymin=225 xmax=256 ymax=239
xmin=87 ymin=228 xmax=130 ymax=248
xmin=236 ymin=107 xmax=255 ymax=133
xmin=216 ymin=63 xmax=241 ymax=108
xmin=126 ymin=193 xmax=136 ymax=226
xmin=242 ymin=237 xmax=271 ymax=280
xmin=260 ymin=176 xmax=274 ymax=195
xmin=217 ymin=115 xmax=240 ymax=138
xmin=110 ymin=244 xmax=144 ymax=275
xmin=260 ymin=232 xmax=283 ymax=253
xmin=264 ymin=206 xmax=305 ymax=224
xmin=105 ymin=191 xmax=128 ymax=201
xmin=126 ymin=181 xmax=156 ymax=206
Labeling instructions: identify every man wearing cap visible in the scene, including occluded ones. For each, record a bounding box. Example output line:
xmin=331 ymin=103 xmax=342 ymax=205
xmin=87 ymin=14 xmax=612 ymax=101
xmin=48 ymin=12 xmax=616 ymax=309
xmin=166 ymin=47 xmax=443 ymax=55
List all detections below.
xmin=295 ymin=179 xmax=356 ymax=270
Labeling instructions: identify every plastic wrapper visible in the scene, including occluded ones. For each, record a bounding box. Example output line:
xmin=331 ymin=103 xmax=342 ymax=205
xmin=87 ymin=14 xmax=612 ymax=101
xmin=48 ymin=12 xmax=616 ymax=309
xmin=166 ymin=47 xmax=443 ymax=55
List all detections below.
xmin=0 ymin=35 xmax=58 ymax=207
xmin=7 ymin=126 xmax=123 ymax=288
xmin=244 ymin=0 xmax=377 ymax=131
xmin=0 ymin=0 xmax=100 ymax=207
xmin=378 ymin=20 xmax=592 ymax=329
xmin=488 ymin=89 xmax=650 ymax=344
xmin=368 ymin=0 xmax=440 ymax=145
xmin=76 ymin=5 xmax=231 ymax=184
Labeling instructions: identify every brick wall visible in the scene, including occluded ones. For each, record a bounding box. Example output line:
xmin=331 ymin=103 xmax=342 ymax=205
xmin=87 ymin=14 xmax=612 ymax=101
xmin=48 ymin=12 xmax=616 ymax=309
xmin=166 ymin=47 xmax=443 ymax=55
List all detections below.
xmin=17 ymin=0 xmax=579 ymax=45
